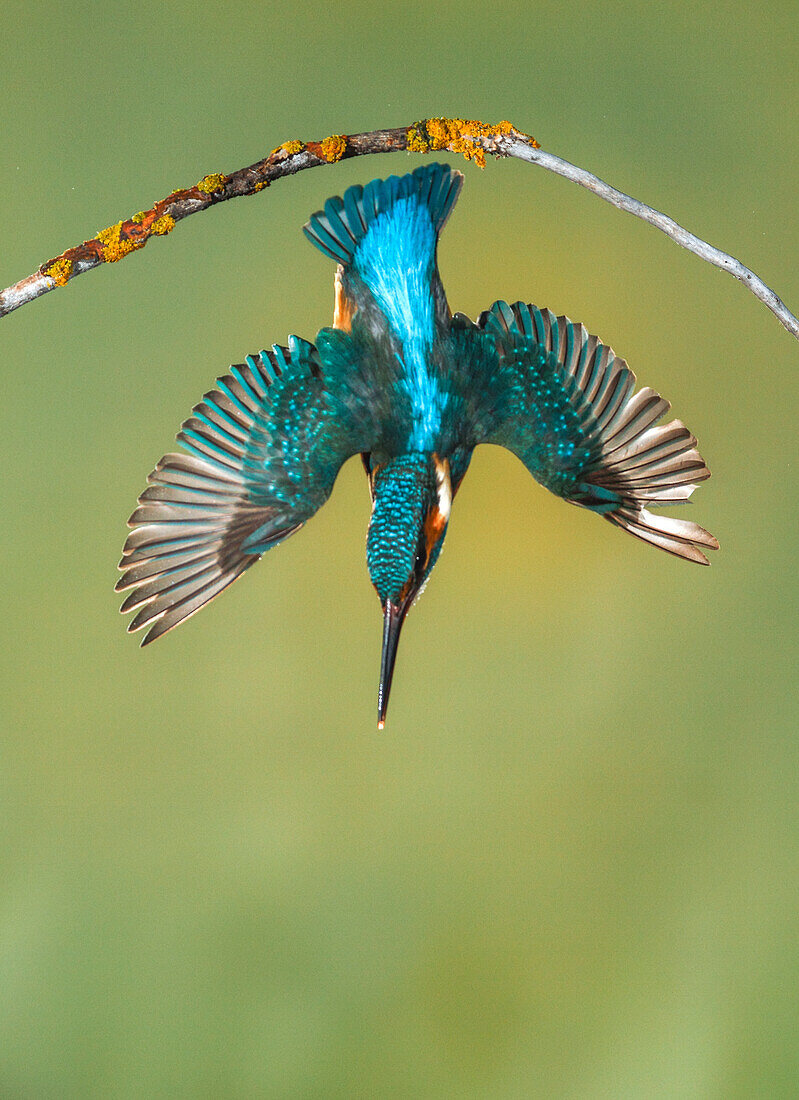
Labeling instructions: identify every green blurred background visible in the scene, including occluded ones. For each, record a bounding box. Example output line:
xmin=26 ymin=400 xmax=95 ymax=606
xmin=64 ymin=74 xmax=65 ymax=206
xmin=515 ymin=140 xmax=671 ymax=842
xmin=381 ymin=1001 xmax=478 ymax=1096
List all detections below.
xmin=2 ymin=1 xmax=797 ymax=1096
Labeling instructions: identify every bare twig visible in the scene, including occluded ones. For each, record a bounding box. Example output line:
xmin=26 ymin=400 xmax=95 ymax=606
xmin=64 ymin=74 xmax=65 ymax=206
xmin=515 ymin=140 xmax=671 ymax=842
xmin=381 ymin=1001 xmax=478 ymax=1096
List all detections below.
xmin=505 ymin=139 xmax=799 ymax=339
xmin=2 ymin=118 xmax=796 ymax=340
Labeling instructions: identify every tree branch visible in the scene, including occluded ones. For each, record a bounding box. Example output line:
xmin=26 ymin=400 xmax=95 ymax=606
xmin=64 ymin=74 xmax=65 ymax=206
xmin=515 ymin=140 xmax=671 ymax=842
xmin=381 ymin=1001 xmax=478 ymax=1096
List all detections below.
xmin=2 ymin=118 xmax=796 ymax=340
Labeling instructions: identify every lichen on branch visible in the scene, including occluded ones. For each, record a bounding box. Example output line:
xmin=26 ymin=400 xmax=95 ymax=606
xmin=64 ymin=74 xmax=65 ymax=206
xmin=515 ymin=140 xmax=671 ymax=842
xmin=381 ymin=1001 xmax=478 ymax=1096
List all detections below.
xmin=406 ymin=117 xmax=537 ymax=168
xmin=20 ymin=119 xmax=532 ymax=303
xmin=1 ymin=116 xmax=796 ymax=341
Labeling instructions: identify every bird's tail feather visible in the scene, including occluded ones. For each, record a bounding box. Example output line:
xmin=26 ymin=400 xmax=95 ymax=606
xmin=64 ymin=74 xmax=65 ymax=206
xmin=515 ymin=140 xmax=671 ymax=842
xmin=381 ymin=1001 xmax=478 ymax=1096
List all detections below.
xmin=303 ymin=162 xmax=463 ymax=265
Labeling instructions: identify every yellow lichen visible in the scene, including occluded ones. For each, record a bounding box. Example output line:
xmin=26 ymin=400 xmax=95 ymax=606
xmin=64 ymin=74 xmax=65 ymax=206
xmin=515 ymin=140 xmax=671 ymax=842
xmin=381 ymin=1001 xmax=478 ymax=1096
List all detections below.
xmin=130 ymin=211 xmax=147 ymax=224
xmin=196 ymin=173 xmax=226 ymax=195
xmin=320 ymin=134 xmax=347 ymax=162
xmin=272 ymin=139 xmax=305 ymax=159
xmin=95 ymin=221 xmax=145 ymax=263
xmin=254 ymin=180 xmax=268 ymax=192
xmin=406 ymin=117 xmax=535 ymax=168
xmin=406 ymin=125 xmax=430 ymax=154
xmin=44 ymin=257 xmax=73 ymax=287
xmin=149 ymin=214 xmax=175 ymax=236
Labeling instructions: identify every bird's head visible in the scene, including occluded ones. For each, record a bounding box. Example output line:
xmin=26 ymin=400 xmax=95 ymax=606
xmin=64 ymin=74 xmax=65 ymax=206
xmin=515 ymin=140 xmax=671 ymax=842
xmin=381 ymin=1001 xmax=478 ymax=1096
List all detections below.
xmin=365 ymin=452 xmax=452 ymax=728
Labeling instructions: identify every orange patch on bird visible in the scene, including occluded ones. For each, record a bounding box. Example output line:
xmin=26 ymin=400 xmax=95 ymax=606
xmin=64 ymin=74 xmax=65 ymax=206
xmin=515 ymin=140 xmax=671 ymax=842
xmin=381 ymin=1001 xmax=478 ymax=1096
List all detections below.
xmin=333 ymin=268 xmax=356 ymax=331
xmin=423 ymin=502 xmax=448 ymax=556
xmin=422 ymin=454 xmax=452 ymax=562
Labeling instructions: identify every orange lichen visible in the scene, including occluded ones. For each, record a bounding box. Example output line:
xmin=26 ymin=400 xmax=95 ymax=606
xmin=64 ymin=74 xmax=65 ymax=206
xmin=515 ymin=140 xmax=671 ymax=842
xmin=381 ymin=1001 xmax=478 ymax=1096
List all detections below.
xmin=272 ymin=140 xmax=305 ymax=159
xmin=95 ymin=221 xmax=146 ymax=263
xmin=149 ymin=214 xmax=175 ymax=236
xmin=196 ymin=173 xmax=226 ymax=195
xmin=44 ymin=257 xmax=73 ymax=286
xmin=406 ymin=117 xmax=536 ymax=168
xmin=320 ymin=134 xmax=347 ymax=162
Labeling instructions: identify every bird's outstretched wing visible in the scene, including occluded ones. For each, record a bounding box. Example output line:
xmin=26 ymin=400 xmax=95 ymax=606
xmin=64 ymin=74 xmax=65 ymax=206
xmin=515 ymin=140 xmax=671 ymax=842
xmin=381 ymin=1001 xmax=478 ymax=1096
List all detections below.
xmin=117 ymin=336 xmax=368 ymax=644
xmin=471 ymin=301 xmax=718 ymax=563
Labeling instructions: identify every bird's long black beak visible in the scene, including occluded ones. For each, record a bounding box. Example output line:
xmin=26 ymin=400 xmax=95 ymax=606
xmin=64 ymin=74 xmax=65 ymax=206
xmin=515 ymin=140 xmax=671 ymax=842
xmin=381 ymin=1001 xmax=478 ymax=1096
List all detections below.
xmin=378 ymin=600 xmax=406 ymax=730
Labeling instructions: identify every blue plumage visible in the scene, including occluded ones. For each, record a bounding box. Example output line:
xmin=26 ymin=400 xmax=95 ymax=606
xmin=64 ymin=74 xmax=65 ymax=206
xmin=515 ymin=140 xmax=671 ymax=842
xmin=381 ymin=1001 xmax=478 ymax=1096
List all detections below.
xmin=119 ymin=162 xmax=717 ymax=725
xmin=354 ymin=196 xmax=441 ymax=448
xmin=305 ymin=163 xmax=460 ymax=451
xmin=303 ymin=162 xmax=462 ymax=265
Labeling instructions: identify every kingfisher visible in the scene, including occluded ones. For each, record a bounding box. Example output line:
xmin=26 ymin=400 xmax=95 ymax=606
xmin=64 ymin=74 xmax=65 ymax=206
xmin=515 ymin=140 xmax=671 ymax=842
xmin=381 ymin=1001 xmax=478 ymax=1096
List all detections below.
xmin=117 ymin=162 xmax=718 ymax=727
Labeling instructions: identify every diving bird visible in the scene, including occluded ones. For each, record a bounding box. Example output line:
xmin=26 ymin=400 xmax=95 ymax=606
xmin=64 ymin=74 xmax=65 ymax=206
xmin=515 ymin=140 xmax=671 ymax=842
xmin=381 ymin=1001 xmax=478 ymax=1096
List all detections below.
xmin=117 ymin=161 xmax=718 ymax=726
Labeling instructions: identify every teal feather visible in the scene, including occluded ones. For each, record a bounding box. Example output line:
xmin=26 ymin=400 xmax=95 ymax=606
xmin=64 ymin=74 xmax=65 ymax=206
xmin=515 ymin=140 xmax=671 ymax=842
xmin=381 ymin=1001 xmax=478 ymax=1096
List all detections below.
xmin=476 ymin=301 xmax=718 ymax=562
xmin=118 ymin=336 xmax=369 ymax=644
xmin=303 ymin=162 xmax=462 ymax=267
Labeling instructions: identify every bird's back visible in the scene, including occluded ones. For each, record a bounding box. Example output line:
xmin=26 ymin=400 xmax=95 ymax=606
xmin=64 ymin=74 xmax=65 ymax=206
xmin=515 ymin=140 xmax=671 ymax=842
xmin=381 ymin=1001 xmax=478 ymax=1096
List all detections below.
xmin=304 ymin=163 xmax=466 ymax=456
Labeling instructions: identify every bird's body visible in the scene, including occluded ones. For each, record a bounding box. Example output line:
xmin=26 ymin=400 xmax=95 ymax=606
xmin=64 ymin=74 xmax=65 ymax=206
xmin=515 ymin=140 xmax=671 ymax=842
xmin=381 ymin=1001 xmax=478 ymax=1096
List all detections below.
xmin=118 ymin=162 xmax=717 ymax=725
